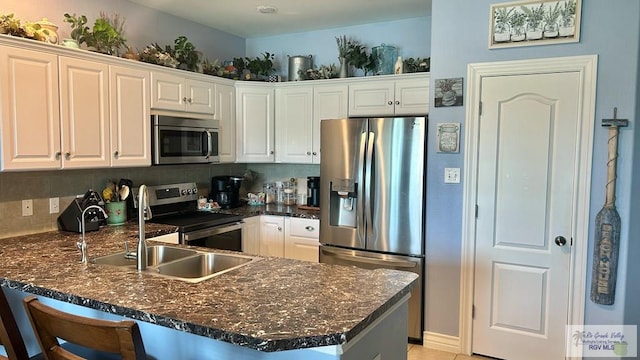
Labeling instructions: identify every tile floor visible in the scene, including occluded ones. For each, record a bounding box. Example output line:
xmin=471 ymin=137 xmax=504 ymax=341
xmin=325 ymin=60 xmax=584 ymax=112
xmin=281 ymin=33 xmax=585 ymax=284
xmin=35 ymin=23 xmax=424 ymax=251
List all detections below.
xmin=407 ymin=344 xmax=493 ymax=360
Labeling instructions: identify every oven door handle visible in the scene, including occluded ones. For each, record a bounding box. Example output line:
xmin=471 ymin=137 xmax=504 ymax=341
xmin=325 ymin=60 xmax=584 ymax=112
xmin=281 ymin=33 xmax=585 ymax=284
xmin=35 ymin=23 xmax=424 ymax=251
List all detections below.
xmin=182 ymin=222 xmax=243 ymax=243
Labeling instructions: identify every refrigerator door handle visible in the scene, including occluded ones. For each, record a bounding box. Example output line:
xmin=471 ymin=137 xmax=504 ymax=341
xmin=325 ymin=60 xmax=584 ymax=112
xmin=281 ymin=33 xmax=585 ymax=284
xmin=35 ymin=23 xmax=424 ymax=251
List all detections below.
xmin=321 ymin=247 xmax=417 ymax=269
xmin=365 ymin=131 xmax=375 ymax=240
xmin=357 ymin=131 xmax=368 ymax=242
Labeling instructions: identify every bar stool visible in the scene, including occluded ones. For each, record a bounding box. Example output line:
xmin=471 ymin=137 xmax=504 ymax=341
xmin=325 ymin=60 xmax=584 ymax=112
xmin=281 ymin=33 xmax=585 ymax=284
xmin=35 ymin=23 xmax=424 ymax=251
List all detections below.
xmin=23 ymin=296 xmax=148 ymax=360
xmin=0 ymin=288 xmax=31 ymax=360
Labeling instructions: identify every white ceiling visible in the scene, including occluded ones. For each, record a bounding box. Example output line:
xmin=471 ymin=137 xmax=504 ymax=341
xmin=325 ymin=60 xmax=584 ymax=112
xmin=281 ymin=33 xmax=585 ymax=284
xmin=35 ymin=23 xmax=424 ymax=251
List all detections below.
xmin=127 ymin=0 xmax=432 ymax=38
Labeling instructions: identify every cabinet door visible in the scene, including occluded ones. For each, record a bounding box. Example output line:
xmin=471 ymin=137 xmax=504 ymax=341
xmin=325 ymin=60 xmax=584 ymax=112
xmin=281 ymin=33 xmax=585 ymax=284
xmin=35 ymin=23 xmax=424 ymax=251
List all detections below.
xmin=59 ymin=56 xmax=110 ymax=168
xmin=275 ymin=86 xmax=313 ymax=163
xmin=348 ymin=80 xmax=395 ymax=116
xmin=284 ymin=218 xmax=320 ymax=262
xmin=0 ymin=46 xmax=61 ymax=170
xmin=394 ymin=78 xmax=429 ymax=115
xmin=185 ymin=78 xmax=214 ymax=114
xmin=313 ymin=84 xmax=348 ymax=164
xmin=216 ymin=83 xmax=236 ymax=163
xmin=236 ymin=85 xmax=275 ymax=162
xmin=150 ymin=71 xmax=185 ymax=111
xmin=259 ymin=215 xmax=284 ymax=257
xmin=242 ymin=216 xmax=260 ymax=255
xmin=109 ymin=65 xmax=151 ymax=167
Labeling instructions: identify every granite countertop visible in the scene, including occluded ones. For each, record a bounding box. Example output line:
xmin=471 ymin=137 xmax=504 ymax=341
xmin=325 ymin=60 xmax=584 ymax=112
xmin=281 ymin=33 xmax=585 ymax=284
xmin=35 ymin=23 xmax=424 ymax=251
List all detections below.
xmin=220 ymin=203 xmax=320 ymax=219
xmin=0 ymin=222 xmax=416 ymax=352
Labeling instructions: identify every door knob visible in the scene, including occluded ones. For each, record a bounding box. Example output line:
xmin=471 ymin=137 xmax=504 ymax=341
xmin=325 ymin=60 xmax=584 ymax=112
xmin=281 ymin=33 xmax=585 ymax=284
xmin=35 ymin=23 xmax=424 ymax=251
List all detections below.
xmin=554 ymin=236 xmax=567 ymax=246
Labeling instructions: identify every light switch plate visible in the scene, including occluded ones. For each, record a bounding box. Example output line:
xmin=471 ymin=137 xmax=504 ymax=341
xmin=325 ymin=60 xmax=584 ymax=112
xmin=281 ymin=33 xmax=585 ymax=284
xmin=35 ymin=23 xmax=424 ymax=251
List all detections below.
xmin=444 ymin=168 xmax=461 ymax=184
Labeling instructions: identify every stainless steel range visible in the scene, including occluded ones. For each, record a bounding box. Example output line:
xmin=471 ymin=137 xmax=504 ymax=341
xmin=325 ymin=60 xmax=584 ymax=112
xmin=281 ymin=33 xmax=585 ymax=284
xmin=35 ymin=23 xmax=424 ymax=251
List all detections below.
xmin=136 ymin=182 xmax=244 ymax=251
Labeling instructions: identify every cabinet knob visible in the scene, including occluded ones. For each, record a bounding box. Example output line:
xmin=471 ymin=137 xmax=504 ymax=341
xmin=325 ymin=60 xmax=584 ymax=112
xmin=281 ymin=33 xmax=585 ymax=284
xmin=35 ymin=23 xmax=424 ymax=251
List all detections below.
xmin=187 ymin=98 xmax=192 ymax=103
xmin=114 ymin=150 xmax=119 ymax=159
xmin=307 ymin=151 xmax=311 ymax=155
xmin=64 ymin=152 xmax=71 ymax=160
xmin=387 ymin=101 xmax=393 ymax=105
xmin=277 ymin=226 xmax=282 ymax=231
xmin=270 ymin=150 xmax=274 ymax=154
xmin=305 ymin=226 xmax=315 ymax=231
xmin=395 ymin=100 xmax=400 ymax=105
xmin=182 ymin=97 xmax=187 ymax=102
xmin=55 ymin=152 xmax=62 ymax=160
xmin=312 ymin=152 xmax=317 ymax=156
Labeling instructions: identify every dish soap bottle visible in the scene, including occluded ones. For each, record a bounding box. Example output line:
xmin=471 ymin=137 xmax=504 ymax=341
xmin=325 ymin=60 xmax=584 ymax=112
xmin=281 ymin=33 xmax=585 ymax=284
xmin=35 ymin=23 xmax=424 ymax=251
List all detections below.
xmin=394 ymin=56 xmax=403 ymax=74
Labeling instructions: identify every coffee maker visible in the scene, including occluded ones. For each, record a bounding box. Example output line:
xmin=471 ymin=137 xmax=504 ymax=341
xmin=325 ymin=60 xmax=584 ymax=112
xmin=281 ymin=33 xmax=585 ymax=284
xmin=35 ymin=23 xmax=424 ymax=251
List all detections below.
xmin=307 ymin=177 xmax=320 ymax=208
xmin=210 ymin=176 xmax=243 ymax=209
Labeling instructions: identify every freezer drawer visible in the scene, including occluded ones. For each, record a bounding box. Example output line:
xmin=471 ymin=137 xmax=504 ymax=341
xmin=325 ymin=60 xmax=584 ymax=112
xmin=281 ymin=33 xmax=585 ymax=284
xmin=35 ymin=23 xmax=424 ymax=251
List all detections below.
xmin=319 ymin=245 xmax=424 ymax=341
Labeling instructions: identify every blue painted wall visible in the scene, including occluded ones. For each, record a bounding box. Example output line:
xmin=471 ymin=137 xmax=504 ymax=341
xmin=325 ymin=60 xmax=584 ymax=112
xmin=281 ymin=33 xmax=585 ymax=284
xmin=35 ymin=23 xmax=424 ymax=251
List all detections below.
xmin=246 ymin=17 xmax=431 ymax=80
xmin=429 ymin=0 xmax=639 ymax=337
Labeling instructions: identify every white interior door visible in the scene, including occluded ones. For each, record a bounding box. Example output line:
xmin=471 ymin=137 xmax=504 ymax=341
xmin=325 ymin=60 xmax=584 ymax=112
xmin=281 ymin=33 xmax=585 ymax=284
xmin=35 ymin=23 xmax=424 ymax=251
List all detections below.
xmin=472 ymin=72 xmax=580 ymax=360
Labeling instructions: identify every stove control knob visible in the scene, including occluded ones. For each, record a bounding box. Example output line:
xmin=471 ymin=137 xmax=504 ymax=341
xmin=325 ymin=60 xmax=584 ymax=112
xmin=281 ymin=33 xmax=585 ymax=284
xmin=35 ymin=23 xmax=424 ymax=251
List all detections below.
xmin=192 ymin=188 xmax=198 ymax=194
xmin=181 ymin=189 xmax=188 ymax=195
xmin=187 ymin=189 xmax=193 ymax=195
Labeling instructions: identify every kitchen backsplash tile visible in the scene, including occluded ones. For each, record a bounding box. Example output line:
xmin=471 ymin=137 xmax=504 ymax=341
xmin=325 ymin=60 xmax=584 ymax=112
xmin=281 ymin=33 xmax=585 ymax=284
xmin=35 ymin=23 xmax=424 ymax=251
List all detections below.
xmin=0 ymin=163 xmax=318 ymax=239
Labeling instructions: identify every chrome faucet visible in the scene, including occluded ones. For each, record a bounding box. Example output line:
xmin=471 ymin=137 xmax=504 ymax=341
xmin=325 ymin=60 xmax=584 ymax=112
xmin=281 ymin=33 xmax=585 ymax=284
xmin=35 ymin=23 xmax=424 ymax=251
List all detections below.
xmin=77 ymin=205 xmax=108 ymax=264
xmin=136 ymin=184 xmax=152 ymax=270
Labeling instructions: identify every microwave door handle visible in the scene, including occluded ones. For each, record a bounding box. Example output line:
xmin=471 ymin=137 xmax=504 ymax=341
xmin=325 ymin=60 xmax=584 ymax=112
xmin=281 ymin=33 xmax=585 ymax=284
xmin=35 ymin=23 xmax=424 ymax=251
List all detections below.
xmin=204 ymin=130 xmax=212 ymax=159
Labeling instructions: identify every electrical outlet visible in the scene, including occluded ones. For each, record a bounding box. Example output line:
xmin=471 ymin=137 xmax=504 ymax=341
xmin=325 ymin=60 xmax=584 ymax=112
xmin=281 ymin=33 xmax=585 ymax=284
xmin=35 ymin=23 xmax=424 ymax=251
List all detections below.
xmin=444 ymin=167 xmax=461 ymax=184
xmin=49 ymin=197 xmax=60 ymax=214
xmin=22 ymin=199 xmax=33 ymax=216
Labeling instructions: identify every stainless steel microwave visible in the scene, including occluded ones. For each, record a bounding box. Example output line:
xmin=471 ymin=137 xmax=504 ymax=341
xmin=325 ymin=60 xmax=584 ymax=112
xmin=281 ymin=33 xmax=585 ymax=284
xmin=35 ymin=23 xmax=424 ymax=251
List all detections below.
xmin=152 ymin=114 xmax=220 ymax=165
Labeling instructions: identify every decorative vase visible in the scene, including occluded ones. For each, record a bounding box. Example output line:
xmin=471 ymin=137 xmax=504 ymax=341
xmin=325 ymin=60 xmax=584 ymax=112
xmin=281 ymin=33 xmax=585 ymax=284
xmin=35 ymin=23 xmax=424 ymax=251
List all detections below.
xmin=338 ymin=57 xmax=348 ymax=78
xmin=105 ymin=201 xmax=127 ymax=226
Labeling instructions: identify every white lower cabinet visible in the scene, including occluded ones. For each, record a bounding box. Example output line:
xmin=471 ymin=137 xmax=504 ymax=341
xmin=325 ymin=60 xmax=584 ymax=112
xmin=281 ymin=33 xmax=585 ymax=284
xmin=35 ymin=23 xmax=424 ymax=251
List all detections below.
xmin=259 ymin=215 xmax=285 ymax=257
xmin=284 ymin=217 xmax=320 ymax=262
xmin=242 ymin=216 xmax=261 ymax=255
xmin=253 ymin=215 xmax=319 ymax=262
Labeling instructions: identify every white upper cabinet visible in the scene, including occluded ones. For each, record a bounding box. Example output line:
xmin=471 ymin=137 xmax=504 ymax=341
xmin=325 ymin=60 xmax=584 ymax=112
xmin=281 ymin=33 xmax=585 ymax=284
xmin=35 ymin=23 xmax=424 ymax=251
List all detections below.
xmin=274 ymin=83 xmax=347 ymax=164
xmin=109 ymin=65 xmax=151 ymax=167
xmin=59 ymin=56 xmax=110 ymax=169
xmin=216 ymin=82 xmax=236 ymax=163
xmin=235 ymin=83 xmax=275 ymax=163
xmin=312 ymin=84 xmax=348 ymax=164
xmin=151 ymin=70 xmax=214 ymax=115
xmin=0 ymin=46 xmax=61 ymax=170
xmin=348 ymin=74 xmax=429 ymax=116
xmin=275 ymin=85 xmax=313 ymax=163
xmin=0 ymin=40 xmax=152 ymax=171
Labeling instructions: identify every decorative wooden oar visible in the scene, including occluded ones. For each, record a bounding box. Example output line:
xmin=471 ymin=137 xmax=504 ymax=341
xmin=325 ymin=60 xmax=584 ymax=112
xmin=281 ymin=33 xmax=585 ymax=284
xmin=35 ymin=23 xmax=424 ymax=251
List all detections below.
xmin=590 ymin=107 xmax=628 ymax=305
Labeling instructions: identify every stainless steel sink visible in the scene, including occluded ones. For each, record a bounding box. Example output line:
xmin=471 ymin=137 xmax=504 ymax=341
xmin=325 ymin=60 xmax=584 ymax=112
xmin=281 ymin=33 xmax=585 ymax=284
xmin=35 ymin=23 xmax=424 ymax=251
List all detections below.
xmin=91 ymin=245 xmax=259 ymax=283
xmin=91 ymin=245 xmax=198 ymax=268
xmin=156 ymin=252 xmax=255 ymax=282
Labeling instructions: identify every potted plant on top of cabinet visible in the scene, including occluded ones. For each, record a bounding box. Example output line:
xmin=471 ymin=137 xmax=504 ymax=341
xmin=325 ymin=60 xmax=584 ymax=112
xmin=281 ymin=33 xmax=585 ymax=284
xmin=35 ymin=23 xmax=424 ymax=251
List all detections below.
xmin=62 ymin=13 xmax=90 ymax=48
xmin=88 ymin=12 xmax=127 ymax=56
xmin=245 ymin=51 xmax=275 ymax=80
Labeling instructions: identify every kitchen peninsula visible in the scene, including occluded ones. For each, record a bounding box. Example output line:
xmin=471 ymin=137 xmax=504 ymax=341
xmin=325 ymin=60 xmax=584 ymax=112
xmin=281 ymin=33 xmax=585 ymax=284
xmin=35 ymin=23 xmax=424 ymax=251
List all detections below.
xmin=0 ymin=223 xmax=417 ymax=360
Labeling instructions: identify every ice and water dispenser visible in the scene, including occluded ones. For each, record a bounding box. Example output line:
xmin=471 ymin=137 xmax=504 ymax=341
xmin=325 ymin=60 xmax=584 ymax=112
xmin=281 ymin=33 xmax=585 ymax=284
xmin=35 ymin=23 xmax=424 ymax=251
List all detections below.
xmin=328 ymin=178 xmax=357 ymax=227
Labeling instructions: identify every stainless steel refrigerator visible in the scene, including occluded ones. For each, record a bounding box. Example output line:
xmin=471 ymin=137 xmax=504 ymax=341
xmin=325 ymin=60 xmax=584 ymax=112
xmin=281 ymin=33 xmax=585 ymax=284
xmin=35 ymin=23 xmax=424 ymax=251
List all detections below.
xmin=319 ymin=116 xmax=426 ymax=341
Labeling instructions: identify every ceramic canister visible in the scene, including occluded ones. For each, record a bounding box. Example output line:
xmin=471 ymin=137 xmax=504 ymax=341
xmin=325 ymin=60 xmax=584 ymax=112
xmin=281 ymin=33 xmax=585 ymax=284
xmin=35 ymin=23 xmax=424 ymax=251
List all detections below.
xmin=36 ymin=18 xmax=59 ymax=44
